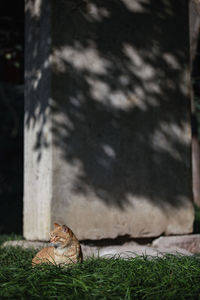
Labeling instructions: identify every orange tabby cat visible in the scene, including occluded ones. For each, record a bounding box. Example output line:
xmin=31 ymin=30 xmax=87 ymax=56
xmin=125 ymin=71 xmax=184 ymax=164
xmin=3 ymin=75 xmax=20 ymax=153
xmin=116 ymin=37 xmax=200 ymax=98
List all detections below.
xmin=32 ymin=223 xmax=82 ymax=266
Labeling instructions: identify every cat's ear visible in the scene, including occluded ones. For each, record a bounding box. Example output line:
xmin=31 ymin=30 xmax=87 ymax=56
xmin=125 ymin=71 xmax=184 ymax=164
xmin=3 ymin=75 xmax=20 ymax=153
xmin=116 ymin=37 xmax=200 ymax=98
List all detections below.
xmin=54 ymin=223 xmax=60 ymax=228
xmin=62 ymin=225 xmax=69 ymax=233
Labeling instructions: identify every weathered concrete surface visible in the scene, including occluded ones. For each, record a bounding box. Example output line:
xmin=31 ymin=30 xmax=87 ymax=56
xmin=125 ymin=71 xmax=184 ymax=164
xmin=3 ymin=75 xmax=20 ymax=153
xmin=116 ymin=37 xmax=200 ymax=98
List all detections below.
xmin=152 ymin=234 xmax=200 ymax=254
xmin=94 ymin=245 xmax=192 ymax=258
xmin=24 ymin=0 xmax=194 ymax=241
xmin=2 ymin=240 xmax=193 ymax=258
xmin=24 ymin=0 xmax=53 ymax=240
xmin=3 ymin=240 xmax=49 ymax=250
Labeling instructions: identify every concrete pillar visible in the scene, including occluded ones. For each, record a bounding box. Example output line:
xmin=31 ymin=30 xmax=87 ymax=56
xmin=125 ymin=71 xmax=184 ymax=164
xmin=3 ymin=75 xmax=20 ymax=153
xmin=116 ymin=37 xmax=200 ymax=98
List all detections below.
xmin=24 ymin=0 xmax=52 ymax=240
xmin=24 ymin=0 xmax=194 ymax=241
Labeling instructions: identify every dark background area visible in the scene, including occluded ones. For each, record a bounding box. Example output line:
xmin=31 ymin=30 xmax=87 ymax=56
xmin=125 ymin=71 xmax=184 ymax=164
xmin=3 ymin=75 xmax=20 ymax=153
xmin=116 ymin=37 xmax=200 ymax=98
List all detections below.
xmin=0 ymin=0 xmax=24 ymax=233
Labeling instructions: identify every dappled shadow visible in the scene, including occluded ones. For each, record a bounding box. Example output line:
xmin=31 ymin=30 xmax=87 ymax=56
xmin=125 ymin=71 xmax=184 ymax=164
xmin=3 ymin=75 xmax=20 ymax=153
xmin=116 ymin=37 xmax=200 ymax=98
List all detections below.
xmin=25 ymin=0 xmax=191 ymax=210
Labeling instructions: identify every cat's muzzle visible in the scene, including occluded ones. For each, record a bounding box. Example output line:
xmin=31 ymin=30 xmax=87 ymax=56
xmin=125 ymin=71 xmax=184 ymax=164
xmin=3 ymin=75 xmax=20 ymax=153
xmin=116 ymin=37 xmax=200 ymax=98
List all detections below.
xmin=49 ymin=242 xmax=60 ymax=248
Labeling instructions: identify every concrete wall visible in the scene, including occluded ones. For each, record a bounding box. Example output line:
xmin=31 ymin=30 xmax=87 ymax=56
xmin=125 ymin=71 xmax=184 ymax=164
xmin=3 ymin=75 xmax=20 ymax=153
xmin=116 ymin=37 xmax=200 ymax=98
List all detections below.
xmin=24 ymin=0 xmax=194 ymax=241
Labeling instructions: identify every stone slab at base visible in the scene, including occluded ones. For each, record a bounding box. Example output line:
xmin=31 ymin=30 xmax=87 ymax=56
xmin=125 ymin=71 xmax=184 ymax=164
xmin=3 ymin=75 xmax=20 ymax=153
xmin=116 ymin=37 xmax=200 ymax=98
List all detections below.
xmin=3 ymin=237 xmax=196 ymax=259
xmin=152 ymin=234 xmax=200 ymax=254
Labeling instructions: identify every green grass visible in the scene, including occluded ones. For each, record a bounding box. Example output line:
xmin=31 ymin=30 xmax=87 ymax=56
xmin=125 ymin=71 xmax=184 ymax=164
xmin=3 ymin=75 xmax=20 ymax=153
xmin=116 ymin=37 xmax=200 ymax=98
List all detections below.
xmin=0 ymin=241 xmax=200 ymax=300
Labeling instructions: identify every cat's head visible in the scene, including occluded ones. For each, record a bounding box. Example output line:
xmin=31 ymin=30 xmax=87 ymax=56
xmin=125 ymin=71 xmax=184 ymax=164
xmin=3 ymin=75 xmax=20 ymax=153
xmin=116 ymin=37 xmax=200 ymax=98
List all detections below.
xmin=49 ymin=223 xmax=72 ymax=248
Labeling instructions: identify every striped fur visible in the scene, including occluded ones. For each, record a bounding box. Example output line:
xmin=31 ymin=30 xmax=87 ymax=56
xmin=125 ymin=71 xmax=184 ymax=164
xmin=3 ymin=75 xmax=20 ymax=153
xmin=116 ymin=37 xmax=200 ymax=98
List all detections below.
xmin=32 ymin=223 xmax=82 ymax=266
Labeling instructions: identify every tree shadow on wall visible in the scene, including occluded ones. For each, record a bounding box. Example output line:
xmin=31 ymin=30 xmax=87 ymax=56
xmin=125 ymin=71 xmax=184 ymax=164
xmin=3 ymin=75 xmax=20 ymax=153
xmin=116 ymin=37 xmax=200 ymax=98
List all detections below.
xmin=25 ymin=0 xmax=191 ymax=210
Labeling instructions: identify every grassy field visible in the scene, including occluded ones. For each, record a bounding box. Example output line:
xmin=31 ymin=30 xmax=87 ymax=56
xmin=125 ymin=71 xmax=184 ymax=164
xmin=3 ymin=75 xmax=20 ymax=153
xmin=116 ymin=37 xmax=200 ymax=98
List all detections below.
xmin=0 ymin=236 xmax=200 ymax=300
